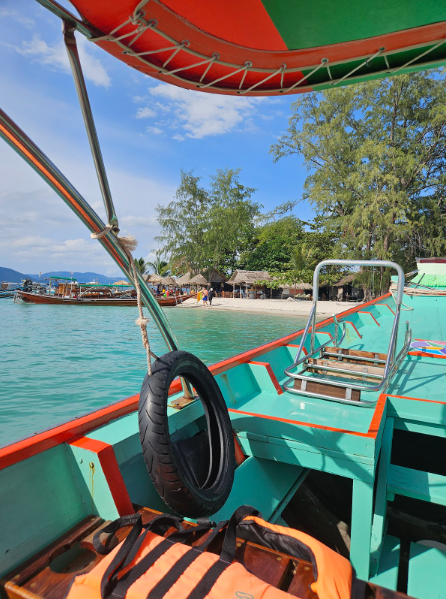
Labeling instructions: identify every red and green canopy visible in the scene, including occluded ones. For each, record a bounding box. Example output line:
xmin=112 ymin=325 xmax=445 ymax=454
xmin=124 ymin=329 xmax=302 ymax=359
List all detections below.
xmin=69 ymin=0 xmax=446 ymax=95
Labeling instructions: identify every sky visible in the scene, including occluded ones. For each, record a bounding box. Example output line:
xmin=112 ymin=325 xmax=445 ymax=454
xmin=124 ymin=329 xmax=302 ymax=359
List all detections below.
xmin=0 ymin=1 xmax=313 ymax=276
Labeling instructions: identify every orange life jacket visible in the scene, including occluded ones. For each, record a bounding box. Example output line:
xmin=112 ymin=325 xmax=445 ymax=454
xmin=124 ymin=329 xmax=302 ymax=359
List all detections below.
xmin=67 ymin=506 xmax=357 ymax=599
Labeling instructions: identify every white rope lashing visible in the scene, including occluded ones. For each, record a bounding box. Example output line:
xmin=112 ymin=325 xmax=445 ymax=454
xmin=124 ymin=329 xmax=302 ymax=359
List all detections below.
xmin=91 ymin=226 xmax=158 ymax=375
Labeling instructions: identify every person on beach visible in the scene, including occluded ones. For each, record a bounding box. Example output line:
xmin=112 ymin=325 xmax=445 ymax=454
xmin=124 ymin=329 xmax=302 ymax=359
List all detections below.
xmin=208 ymin=288 xmax=215 ymax=305
xmin=201 ymin=287 xmax=208 ymax=307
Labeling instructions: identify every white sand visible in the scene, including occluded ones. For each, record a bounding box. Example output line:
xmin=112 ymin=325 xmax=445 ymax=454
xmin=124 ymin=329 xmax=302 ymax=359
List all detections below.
xmin=178 ymin=296 xmax=359 ymax=316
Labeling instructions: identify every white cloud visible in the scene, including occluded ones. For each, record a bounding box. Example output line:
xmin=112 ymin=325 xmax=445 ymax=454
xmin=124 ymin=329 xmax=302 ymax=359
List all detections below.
xmin=7 ymin=34 xmax=111 ymax=88
xmin=135 ymin=106 xmax=157 ymax=119
xmin=131 ymin=84 xmax=264 ymax=140
xmin=147 ymin=126 xmax=163 ymax=135
xmin=0 ymin=8 xmax=35 ymax=29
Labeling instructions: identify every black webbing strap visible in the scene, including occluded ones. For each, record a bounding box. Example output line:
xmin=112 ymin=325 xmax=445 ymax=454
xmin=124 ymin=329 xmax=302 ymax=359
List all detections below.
xmin=116 ymin=515 xmax=184 ymax=577
xmin=146 ymin=520 xmax=229 ymax=599
xmin=94 ymin=514 xmax=141 ymax=556
xmin=185 ymin=561 xmax=231 ymax=599
xmin=99 ymin=515 xmax=143 ymax=599
xmin=105 ymin=524 xmax=213 ymax=599
xmin=186 ymin=506 xmax=260 ymax=599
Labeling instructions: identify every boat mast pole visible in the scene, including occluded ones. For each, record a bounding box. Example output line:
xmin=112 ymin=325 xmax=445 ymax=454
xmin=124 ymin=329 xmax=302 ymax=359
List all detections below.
xmin=0 ymin=108 xmax=180 ymax=355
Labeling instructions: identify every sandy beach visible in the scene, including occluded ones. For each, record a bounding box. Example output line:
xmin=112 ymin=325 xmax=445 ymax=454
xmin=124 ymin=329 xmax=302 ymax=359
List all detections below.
xmin=178 ymin=296 xmax=360 ymax=316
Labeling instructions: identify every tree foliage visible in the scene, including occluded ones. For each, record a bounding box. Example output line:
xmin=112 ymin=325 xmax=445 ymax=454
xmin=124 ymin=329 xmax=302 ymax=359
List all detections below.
xmin=156 ymin=168 xmax=260 ymax=275
xmin=271 ymin=71 xmax=446 ymax=277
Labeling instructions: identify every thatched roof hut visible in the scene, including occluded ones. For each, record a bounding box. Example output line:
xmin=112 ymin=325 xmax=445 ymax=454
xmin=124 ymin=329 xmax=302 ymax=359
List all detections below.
xmin=189 ymin=273 xmax=209 ymax=286
xmin=227 ymin=270 xmax=271 ymax=285
xmin=282 ymin=281 xmax=313 ymax=290
xmin=160 ymin=276 xmax=177 ymax=286
xmin=113 ymin=279 xmax=130 ymax=286
xmin=333 ymin=274 xmax=356 ymax=287
xmin=145 ymin=273 xmax=162 ymax=283
xmin=203 ymin=269 xmax=226 ymax=284
xmin=177 ymin=271 xmax=192 ymax=285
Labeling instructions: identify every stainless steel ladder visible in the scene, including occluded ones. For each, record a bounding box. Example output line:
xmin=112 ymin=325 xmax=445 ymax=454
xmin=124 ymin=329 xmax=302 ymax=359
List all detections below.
xmin=283 ymin=260 xmax=412 ymax=406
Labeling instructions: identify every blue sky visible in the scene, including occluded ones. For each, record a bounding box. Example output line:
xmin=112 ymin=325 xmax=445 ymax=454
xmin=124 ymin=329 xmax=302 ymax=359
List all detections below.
xmin=0 ymin=1 xmax=313 ymax=276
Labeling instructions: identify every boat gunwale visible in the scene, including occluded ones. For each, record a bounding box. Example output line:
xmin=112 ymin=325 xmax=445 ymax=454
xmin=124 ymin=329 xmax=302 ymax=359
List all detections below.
xmin=0 ymin=292 xmax=392 ymax=471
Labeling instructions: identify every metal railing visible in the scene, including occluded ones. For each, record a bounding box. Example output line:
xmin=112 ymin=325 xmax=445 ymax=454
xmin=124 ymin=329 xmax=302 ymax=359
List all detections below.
xmin=283 ymin=260 xmax=411 ymax=406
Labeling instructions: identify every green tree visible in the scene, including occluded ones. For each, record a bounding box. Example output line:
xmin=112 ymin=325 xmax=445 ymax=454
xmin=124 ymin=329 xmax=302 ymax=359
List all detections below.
xmin=156 ymin=168 xmax=260 ymax=275
xmin=206 ymin=168 xmax=261 ymax=273
xmin=242 ymin=216 xmax=304 ymax=271
xmin=146 ymin=252 xmax=169 ymax=276
xmin=155 ymin=170 xmax=209 ymax=274
xmin=134 ymin=257 xmax=148 ymax=275
xmin=271 ymin=71 xmax=446 ymax=297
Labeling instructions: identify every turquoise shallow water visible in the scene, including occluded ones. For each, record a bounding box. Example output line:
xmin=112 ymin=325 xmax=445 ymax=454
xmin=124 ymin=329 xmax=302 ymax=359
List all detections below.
xmin=0 ymin=301 xmax=310 ymax=448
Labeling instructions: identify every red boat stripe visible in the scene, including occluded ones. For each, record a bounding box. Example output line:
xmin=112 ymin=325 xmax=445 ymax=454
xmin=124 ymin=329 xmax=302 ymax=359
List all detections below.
xmin=249 ymin=361 xmax=283 ymax=395
xmin=344 ymin=321 xmax=363 ymax=338
xmin=69 ymin=436 xmax=134 ymax=516
xmin=229 ymin=392 xmax=387 ymax=439
xmin=358 ymin=311 xmax=380 ymax=326
xmin=0 ymin=293 xmax=391 ymax=470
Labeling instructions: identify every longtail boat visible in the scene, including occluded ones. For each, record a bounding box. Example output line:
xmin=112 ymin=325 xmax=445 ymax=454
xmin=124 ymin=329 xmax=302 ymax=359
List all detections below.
xmin=2 ymin=2 xmax=446 ymax=599
xmin=15 ymin=279 xmax=193 ymax=306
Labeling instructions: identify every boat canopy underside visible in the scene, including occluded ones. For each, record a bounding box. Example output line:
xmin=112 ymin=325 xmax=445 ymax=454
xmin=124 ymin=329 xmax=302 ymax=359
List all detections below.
xmin=63 ymin=0 xmax=446 ymax=96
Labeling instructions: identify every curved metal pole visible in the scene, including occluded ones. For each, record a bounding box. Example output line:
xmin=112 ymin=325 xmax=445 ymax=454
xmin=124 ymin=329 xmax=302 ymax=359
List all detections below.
xmin=63 ymin=23 xmax=118 ymax=231
xmin=0 ymin=108 xmax=180 ymax=354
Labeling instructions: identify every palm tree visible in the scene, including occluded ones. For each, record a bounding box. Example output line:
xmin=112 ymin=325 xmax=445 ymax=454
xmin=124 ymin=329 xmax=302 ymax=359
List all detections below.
xmin=146 ymin=255 xmax=169 ymax=276
xmin=134 ymin=257 xmax=148 ymax=275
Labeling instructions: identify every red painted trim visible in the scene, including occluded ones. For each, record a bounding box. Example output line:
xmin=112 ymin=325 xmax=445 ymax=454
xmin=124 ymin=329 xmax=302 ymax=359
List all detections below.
xmin=0 ymin=293 xmax=390 ymax=471
xmin=376 ymin=303 xmax=395 ymax=315
xmin=229 ymin=393 xmax=387 ymax=439
xmin=69 ymin=436 xmax=134 ymax=516
xmin=344 ymin=321 xmax=363 ymax=339
xmin=385 ymin=393 xmax=446 ymax=406
xmin=288 ymin=344 xmax=308 ymax=355
xmin=408 ymin=351 xmax=446 ymax=359
xmin=417 ymin=258 xmax=446 ymax=263
xmin=249 ymin=361 xmax=283 ymax=395
xmin=358 ymin=311 xmax=380 ymax=326
xmin=316 ymin=331 xmax=333 ymax=338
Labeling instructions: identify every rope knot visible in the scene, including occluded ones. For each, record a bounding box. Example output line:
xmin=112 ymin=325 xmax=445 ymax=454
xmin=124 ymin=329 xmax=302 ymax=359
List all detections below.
xmin=135 ymin=316 xmax=149 ymax=327
xmin=91 ymin=224 xmax=113 ymax=240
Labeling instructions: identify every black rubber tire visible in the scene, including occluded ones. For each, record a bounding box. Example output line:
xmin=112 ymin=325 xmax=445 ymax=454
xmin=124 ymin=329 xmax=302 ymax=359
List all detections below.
xmin=138 ymin=351 xmax=235 ymax=518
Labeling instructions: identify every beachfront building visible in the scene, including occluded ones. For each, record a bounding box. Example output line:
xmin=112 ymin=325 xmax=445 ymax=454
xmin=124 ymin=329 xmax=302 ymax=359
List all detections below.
xmin=227 ymin=270 xmax=272 ymax=299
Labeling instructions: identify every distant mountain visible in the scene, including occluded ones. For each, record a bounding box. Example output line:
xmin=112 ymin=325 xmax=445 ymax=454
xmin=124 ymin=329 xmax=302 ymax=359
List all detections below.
xmin=0 ymin=267 xmax=127 ymax=285
xmin=25 ymin=271 xmax=127 ymax=284
xmin=0 ymin=267 xmax=28 ymax=283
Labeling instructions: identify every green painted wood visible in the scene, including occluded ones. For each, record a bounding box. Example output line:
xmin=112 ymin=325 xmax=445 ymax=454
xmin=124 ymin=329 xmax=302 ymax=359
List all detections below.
xmin=67 ymin=444 xmax=120 ymax=520
xmin=235 ymin=435 xmax=375 ymax=483
xmin=369 ymin=535 xmax=400 ymax=591
xmin=370 ymin=419 xmax=394 ymax=575
xmin=211 ymin=456 xmax=305 ymax=521
xmin=350 ymin=478 xmax=374 ymax=580
xmin=387 ymin=465 xmax=446 ymax=506
xmin=393 ymin=419 xmax=446 ymax=438
xmin=388 ymin=397 xmax=446 ymax=429
xmin=247 ymin=362 xmax=282 ymax=394
xmin=0 ymin=445 xmax=88 ymax=577
xmin=408 ymin=542 xmax=446 ymax=599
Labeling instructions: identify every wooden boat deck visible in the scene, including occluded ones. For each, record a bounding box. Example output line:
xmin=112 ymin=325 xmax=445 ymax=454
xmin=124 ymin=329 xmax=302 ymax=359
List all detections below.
xmin=0 ymin=506 xmax=407 ymax=599
xmin=3 ymin=292 xmax=446 ymax=597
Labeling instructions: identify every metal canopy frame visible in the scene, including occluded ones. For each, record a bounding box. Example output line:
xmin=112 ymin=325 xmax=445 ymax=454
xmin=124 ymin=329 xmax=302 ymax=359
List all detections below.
xmin=283 ymin=260 xmax=412 ymax=406
xmin=35 ymin=0 xmax=446 ymax=96
xmin=0 ymin=7 xmax=183 ymax=363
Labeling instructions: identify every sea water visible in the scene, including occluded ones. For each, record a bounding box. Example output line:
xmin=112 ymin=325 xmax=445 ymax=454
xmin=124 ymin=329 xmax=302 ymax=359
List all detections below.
xmin=0 ymin=301 xmax=311 ymax=448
